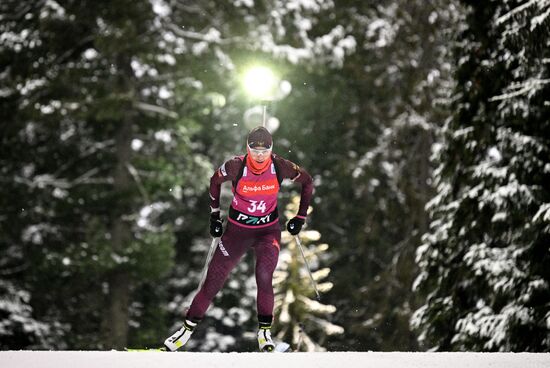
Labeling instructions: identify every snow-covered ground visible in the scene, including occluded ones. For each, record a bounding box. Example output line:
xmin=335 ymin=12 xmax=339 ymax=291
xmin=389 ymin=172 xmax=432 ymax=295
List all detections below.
xmin=1 ymin=351 xmax=549 ymax=368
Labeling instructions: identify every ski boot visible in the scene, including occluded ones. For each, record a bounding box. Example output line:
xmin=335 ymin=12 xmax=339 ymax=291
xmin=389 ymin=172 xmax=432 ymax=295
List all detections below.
xmin=164 ymin=319 xmax=197 ymax=351
xmin=257 ymin=326 xmax=275 ymax=352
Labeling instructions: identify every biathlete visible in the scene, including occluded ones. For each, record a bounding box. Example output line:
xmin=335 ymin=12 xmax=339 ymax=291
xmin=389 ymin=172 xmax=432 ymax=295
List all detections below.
xmin=164 ymin=126 xmax=313 ymax=351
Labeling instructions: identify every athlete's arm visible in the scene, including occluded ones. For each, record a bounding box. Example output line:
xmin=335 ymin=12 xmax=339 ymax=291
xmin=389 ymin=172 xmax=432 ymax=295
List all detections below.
xmin=209 ymin=157 xmax=242 ymax=213
xmin=274 ymin=155 xmax=314 ymax=218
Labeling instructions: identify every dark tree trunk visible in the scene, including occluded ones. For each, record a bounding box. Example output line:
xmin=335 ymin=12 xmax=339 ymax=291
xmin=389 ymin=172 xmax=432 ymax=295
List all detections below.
xmin=104 ymin=104 xmax=134 ymax=349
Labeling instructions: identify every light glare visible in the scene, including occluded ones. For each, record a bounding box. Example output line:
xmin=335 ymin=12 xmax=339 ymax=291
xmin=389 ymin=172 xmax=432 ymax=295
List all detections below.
xmin=243 ymin=66 xmax=277 ymax=100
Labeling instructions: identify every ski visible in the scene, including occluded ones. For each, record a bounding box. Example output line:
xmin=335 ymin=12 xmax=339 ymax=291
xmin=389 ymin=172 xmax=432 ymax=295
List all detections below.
xmin=126 ymin=341 xmax=291 ymax=353
xmin=273 ymin=341 xmax=291 ymax=353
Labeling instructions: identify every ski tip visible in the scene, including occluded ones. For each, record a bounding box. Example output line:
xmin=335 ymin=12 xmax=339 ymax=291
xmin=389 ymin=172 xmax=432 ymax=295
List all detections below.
xmin=274 ymin=342 xmax=291 ymax=353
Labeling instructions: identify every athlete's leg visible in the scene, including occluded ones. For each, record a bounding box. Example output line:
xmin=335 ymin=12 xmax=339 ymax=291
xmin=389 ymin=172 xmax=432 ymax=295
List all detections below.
xmin=253 ymin=225 xmax=281 ymax=320
xmin=187 ymin=223 xmax=252 ymax=320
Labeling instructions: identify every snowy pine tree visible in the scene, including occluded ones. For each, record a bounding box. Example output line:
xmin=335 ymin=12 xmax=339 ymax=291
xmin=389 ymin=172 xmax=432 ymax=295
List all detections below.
xmin=272 ymin=197 xmax=343 ymax=351
xmin=412 ymin=0 xmax=550 ymax=352
xmin=0 ymin=0 xmax=210 ymax=349
xmin=274 ymin=0 xmax=462 ymax=350
xmin=0 ymin=280 xmax=55 ymax=349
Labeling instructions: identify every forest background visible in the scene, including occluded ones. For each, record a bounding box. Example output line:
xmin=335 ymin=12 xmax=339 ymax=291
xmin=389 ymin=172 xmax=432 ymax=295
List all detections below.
xmin=1 ymin=0 xmax=549 ymax=352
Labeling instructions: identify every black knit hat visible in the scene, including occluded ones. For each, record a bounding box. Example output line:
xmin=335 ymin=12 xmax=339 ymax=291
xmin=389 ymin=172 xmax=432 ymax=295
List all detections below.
xmin=247 ymin=126 xmax=273 ymax=149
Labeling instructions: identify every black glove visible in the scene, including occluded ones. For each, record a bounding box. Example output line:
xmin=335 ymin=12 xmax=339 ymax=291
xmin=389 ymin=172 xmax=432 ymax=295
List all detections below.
xmin=210 ymin=212 xmax=223 ymax=238
xmin=286 ymin=217 xmax=305 ymax=235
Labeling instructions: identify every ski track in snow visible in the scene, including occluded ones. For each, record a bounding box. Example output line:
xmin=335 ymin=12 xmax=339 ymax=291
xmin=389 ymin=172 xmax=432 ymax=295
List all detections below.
xmin=1 ymin=351 xmax=549 ymax=368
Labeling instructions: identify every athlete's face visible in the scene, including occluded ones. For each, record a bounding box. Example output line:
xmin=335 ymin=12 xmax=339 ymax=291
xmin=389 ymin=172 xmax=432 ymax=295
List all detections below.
xmin=249 ymin=146 xmax=272 ymax=163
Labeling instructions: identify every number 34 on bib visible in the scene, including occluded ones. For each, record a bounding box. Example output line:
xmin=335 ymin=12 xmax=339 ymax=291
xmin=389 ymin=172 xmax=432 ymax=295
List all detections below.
xmin=247 ymin=200 xmax=267 ymax=213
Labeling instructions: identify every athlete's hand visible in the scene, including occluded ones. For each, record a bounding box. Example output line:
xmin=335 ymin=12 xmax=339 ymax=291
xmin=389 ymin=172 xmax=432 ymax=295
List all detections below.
xmin=286 ymin=217 xmax=305 ymax=235
xmin=210 ymin=212 xmax=223 ymax=237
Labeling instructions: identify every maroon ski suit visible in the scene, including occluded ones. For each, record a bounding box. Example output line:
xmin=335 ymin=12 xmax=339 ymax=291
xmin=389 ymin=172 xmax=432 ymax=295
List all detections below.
xmin=186 ymin=153 xmax=313 ymax=323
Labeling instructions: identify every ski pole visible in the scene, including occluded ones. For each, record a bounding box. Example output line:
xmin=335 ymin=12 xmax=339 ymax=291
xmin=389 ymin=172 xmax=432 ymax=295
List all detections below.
xmin=295 ymin=235 xmax=321 ymax=301
xmin=196 ymin=237 xmax=219 ymax=292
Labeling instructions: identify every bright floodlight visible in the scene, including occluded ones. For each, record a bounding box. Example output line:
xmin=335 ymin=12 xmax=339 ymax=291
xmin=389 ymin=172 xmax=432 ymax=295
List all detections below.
xmin=243 ymin=66 xmax=277 ymax=100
